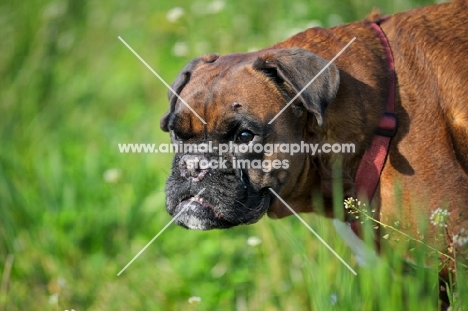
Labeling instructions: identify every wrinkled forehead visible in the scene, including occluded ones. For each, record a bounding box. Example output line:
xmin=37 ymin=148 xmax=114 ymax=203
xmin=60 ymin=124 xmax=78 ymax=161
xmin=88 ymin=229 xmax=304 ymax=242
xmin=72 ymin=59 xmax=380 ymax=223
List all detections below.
xmin=172 ymin=53 xmax=285 ymax=134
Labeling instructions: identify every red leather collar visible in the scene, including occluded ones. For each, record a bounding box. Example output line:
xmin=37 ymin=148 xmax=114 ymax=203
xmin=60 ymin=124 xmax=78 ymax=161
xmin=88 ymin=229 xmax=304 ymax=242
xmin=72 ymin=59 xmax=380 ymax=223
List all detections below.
xmin=354 ymin=20 xmax=398 ymax=202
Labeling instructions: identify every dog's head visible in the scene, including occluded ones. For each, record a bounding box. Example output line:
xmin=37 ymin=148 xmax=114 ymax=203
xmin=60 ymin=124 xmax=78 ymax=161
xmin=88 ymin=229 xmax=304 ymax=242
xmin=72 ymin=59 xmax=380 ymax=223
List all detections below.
xmin=160 ymin=48 xmax=340 ymax=230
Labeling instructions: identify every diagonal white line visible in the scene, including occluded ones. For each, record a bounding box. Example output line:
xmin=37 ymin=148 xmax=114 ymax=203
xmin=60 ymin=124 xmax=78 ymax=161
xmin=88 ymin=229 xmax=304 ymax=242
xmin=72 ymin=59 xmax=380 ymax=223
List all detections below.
xmin=268 ymin=37 xmax=356 ymax=124
xmin=268 ymin=188 xmax=357 ymax=275
xmin=118 ymin=36 xmax=207 ymax=125
xmin=117 ymin=188 xmax=206 ymax=276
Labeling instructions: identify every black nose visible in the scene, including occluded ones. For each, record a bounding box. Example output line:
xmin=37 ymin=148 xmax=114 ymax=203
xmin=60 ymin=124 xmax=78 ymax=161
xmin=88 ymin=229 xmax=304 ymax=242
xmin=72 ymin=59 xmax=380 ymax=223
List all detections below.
xmin=179 ymin=155 xmax=209 ymax=182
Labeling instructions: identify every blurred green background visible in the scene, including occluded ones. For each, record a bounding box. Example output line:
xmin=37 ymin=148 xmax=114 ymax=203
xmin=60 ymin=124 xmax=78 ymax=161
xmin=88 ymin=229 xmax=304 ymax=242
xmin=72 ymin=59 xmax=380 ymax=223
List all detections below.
xmin=1 ymin=0 xmax=458 ymax=310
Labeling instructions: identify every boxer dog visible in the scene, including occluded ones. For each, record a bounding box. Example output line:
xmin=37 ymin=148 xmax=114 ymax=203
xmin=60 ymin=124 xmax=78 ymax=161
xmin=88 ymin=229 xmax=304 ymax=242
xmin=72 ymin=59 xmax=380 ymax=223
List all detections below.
xmin=161 ymin=0 xmax=467 ymax=307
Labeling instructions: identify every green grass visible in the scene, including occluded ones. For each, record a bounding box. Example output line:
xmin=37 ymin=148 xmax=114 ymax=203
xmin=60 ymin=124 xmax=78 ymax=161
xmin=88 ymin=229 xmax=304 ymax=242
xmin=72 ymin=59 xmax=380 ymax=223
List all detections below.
xmin=1 ymin=0 xmax=466 ymax=310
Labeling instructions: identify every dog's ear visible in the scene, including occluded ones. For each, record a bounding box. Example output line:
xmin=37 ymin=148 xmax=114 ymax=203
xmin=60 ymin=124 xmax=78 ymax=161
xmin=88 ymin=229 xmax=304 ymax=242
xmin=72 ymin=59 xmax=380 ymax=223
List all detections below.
xmin=160 ymin=54 xmax=219 ymax=132
xmin=252 ymin=48 xmax=340 ymax=126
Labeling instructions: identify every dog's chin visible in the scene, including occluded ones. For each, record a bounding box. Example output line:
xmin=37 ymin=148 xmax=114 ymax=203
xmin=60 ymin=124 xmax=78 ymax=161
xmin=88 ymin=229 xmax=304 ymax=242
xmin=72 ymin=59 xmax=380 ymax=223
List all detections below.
xmin=173 ymin=197 xmax=234 ymax=230
xmin=170 ymin=191 xmax=271 ymax=230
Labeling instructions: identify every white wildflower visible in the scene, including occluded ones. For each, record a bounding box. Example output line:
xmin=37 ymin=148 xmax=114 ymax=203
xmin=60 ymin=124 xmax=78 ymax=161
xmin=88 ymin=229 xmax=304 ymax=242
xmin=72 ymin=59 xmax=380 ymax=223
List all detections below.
xmin=103 ymin=168 xmax=121 ymax=183
xmin=429 ymin=208 xmax=450 ymax=228
xmin=48 ymin=293 xmax=58 ymax=305
xmin=188 ymin=296 xmax=202 ymax=304
xmin=453 ymin=228 xmax=468 ymax=247
xmin=247 ymin=236 xmax=262 ymax=247
xmin=344 ymin=197 xmax=354 ymax=209
xmin=206 ymin=0 xmax=225 ymax=14
xmin=166 ymin=7 xmax=184 ymax=22
xmin=344 ymin=197 xmax=364 ymax=210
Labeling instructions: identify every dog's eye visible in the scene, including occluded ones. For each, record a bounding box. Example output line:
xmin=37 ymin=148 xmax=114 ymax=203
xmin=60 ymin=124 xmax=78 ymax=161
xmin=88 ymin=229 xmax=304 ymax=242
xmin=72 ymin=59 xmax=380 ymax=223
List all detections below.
xmin=236 ymin=130 xmax=254 ymax=143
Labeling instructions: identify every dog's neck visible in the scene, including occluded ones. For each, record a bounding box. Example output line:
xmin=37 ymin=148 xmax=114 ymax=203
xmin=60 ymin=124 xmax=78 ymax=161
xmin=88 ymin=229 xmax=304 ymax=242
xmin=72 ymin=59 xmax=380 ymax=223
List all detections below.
xmin=270 ymin=20 xmax=392 ymax=218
